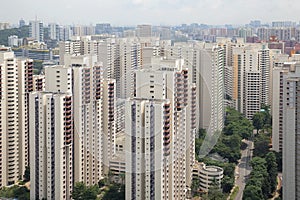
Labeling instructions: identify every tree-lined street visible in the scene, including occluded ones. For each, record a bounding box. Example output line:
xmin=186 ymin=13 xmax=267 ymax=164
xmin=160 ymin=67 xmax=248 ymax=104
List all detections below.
xmin=234 ymin=139 xmax=253 ymax=200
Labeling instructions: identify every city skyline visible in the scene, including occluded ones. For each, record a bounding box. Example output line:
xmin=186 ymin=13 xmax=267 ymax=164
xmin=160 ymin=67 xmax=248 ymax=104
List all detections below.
xmin=2 ymin=0 xmax=300 ymax=26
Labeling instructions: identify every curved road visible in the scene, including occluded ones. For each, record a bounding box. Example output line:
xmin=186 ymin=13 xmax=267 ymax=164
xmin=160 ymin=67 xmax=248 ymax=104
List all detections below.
xmin=234 ymin=139 xmax=253 ymax=200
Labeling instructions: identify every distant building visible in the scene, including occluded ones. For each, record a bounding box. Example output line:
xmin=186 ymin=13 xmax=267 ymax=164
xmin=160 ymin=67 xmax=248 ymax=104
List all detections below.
xmin=49 ymin=23 xmax=60 ymax=40
xmin=136 ymin=24 xmax=152 ymax=37
xmin=8 ymin=35 xmax=21 ymax=47
xmin=29 ymin=20 xmax=44 ymax=42
xmin=232 ymin=44 xmax=271 ymax=119
xmin=95 ymin=23 xmax=112 ymax=34
xmin=249 ymin=20 xmax=261 ymax=28
xmin=60 ymin=26 xmax=73 ymax=41
xmin=19 ymin=19 xmax=25 ymax=28
xmin=0 ymin=22 xmax=10 ymax=30
xmin=272 ymin=21 xmax=296 ymax=27
xmin=13 ymin=48 xmax=51 ymax=61
xmin=72 ymin=25 xmax=95 ymax=36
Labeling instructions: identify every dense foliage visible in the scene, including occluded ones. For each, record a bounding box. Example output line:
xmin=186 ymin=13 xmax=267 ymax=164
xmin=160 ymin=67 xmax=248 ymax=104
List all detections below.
xmin=72 ymin=174 xmax=125 ymax=200
xmin=102 ymin=183 xmax=125 ymax=200
xmin=0 ymin=26 xmax=29 ymax=46
xmin=23 ymin=166 xmax=30 ymax=182
xmin=242 ymin=153 xmax=278 ymax=200
xmin=194 ymin=107 xmax=254 ymax=198
xmin=253 ymin=133 xmax=270 ymax=157
xmin=211 ymin=107 xmax=254 ymax=164
xmin=0 ymin=185 xmax=30 ymax=200
xmin=252 ymin=104 xmax=272 ymax=133
xmin=72 ymin=182 xmax=99 ymax=200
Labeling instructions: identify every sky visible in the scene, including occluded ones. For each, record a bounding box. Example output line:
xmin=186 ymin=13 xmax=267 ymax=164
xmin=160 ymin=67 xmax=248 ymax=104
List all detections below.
xmin=1 ymin=0 xmax=300 ymax=26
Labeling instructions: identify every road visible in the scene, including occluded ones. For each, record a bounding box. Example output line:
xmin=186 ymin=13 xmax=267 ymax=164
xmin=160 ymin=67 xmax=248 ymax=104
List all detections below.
xmin=271 ymin=173 xmax=282 ymax=200
xmin=234 ymin=139 xmax=253 ymax=200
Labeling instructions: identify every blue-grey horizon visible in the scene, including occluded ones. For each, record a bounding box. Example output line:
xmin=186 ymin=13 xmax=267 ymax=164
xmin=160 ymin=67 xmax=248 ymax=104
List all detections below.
xmin=1 ymin=0 xmax=299 ymax=26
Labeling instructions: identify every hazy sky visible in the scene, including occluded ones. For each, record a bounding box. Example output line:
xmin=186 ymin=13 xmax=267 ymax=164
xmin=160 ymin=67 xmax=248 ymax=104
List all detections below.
xmin=1 ymin=0 xmax=299 ymax=26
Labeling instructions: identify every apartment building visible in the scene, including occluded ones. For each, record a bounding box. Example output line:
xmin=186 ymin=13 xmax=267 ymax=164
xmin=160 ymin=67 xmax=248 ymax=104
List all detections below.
xmin=126 ymin=58 xmax=196 ymax=199
xmin=29 ymin=92 xmax=73 ymax=200
xmin=0 ymin=46 xmax=33 ymax=187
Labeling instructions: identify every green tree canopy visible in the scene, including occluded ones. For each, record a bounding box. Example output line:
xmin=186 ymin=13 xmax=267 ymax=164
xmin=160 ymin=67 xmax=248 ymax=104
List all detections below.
xmin=265 ymin=152 xmax=278 ymax=193
xmin=252 ymin=112 xmax=265 ymax=133
xmin=243 ymin=185 xmax=263 ymax=200
xmin=72 ymin=182 xmax=99 ymax=200
xmin=253 ymin=133 xmax=270 ymax=157
xmin=102 ymin=183 xmax=125 ymax=200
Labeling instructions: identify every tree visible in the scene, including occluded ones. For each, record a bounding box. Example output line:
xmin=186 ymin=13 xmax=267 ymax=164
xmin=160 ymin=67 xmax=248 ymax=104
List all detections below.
xmin=265 ymin=152 xmax=278 ymax=194
xmin=253 ymin=134 xmax=270 ymax=157
xmin=119 ymin=173 xmax=125 ymax=185
xmin=243 ymin=185 xmax=263 ymax=200
xmin=206 ymin=180 xmax=225 ymax=200
xmin=23 ymin=166 xmax=30 ymax=182
xmin=98 ymin=179 xmax=106 ymax=188
xmin=252 ymin=112 xmax=265 ymax=133
xmin=221 ymin=176 xmax=234 ymax=193
xmin=72 ymin=182 xmax=98 ymax=200
xmin=0 ymin=186 xmax=30 ymax=200
xmin=72 ymin=182 xmax=85 ymax=200
xmin=261 ymin=104 xmax=272 ymax=127
xmin=198 ymin=128 xmax=206 ymax=139
xmin=274 ymin=151 xmax=282 ymax=172
xmin=0 ymin=26 xmax=29 ymax=46
xmin=102 ymin=184 xmax=125 ymax=200
xmin=223 ymin=163 xmax=235 ymax=178
xmin=191 ymin=178 xmax=200 ymax=196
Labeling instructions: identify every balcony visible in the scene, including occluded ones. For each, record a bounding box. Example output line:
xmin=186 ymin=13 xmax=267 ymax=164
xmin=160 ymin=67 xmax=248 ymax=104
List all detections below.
xmin=164 ymin=130 xmax=170 ymax=136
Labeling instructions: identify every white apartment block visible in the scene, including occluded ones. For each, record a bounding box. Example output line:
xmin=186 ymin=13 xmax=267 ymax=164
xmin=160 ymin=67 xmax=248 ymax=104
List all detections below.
xmin=136 ymin=25 xmax=152 ymax=38
xmin=0 ymin=47 xmax=33 ymax=187
xmin=126 ymin=58 xmax=196 ymax=199
xmin=109 ymin=132 xmax=126 ymax=176
xmin=272 ymin=63 xmax=291 ymax=152
xmin=44 ymin=55 xmax=116 ymax=185
xmin=49 ymin=23 xmax=60 ymax=40
xmin=29 ymin=92 xmax=73 ymax=200
xmin=71 ymin=61 xmax=104 ymax=185
xmin=29 ymin=20 xmax=44 ymax=42
xmin=118 ymin=39 xmax=142 ymax=98
xmin=125 ymin=98 xmax=172 ymax=200
xmin=103 ymin=79 xmax=117 ymax=174
xmin=59 ymin=40 xmax=83 ymax=65
xmin=62 ymin=55 xmax=107 ymax=184
xmin=232 ymin=44 xmax=271 ymax=119
xmin=116 ymin=99 xmax=126 ymax=133
xmin=260 ymin=45 xmax=271 ymax=106
xmin=44 ymin=65 xmax=72 ymax=93
xmin=282 ymin=63 xmax=300 ymax=200
xmin=271 ymin=54 xmax=300 ymax=153
xmin=199 ymin=45 xmax=224 ymax=134
xmin=33 ymin=75 xmax=45 ymax=92
xmin=60 ymin=37 xmax=168 ymax=100
xmin=161 ymin=42 xmax=224 ymax=134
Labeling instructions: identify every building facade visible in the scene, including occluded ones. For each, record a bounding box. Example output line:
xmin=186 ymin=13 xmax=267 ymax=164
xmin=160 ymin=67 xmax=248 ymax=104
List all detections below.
xmin=0 ymin=47 xmax=33 ymax=187
xmin=29 ymin=20 xmax=44 ymax=42
xmin=29 ymin=92 xmax=73 ymax=200
xmin=126 ymin=58 xmax=196 ymax=199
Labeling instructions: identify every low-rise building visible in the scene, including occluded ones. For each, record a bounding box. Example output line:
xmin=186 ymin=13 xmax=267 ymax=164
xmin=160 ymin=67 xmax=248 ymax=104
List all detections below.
xmin=192 ymin=161 xmax=224 ymax=192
